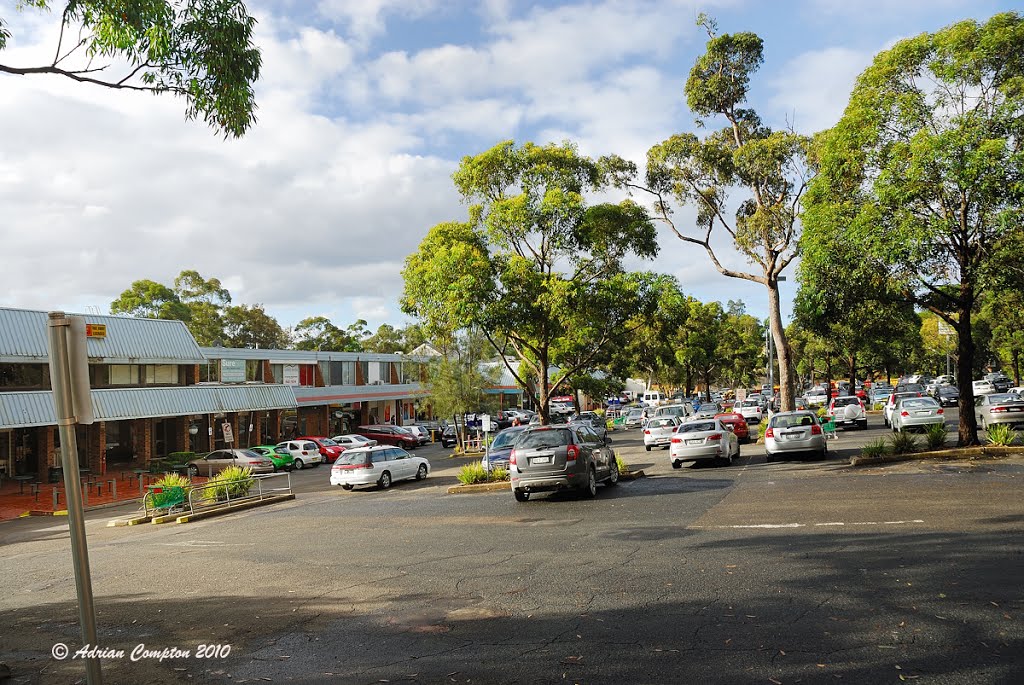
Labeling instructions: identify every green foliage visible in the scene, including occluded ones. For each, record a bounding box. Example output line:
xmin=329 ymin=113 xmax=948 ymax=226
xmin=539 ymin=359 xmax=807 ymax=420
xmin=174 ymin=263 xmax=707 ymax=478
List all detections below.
xmin=202 ymin=465 xmax=254 ymax=502
xmin=985 ymin=424 xmax=1018 ymax=447
xmin=402 ymin=140 xmax=661 ymax=423
xmin=859 ymin=439 xmax=890 ymax=460
xmin=149 ymin=473 xmax=190 ymax=508
xmin=615 ymin=452 xmax=629 ymax=474
xmin=757 ymin=421 xmax=768 ymax=442
xmin=222 ymin=304 xmax=289 ymax=350
xmin=456 ymin=463 xmax=509 ymax=485
xmin=165 ymin=451 xmax=196 ymax=465
xmin=293 ymin=316 xmax=367 ymax=352
xmin=0 ymin=1 xmax=261 ymax=137
xmin=924 ymin=423 xmax=949 ymax=450
xmin=889 ymin=432 xmax=919 ymax=455
xmin=424 ymin=335 xmax=499 ymax=420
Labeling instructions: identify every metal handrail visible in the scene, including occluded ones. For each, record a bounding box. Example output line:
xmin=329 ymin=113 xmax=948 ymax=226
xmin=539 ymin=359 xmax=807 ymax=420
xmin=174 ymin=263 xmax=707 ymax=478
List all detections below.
xmin=185 ymin=471 xmax=292 ymax=515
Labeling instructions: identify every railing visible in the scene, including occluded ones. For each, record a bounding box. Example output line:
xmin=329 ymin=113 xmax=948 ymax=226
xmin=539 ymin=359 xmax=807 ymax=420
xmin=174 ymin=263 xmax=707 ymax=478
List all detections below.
xmin=143 ymin=471 xmax=292 ymax=518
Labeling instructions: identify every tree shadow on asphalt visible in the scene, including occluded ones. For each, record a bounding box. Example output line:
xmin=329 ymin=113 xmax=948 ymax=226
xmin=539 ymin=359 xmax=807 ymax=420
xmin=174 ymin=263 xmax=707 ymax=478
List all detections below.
xmin=3 ymin=527 xmax=1021 ymax=684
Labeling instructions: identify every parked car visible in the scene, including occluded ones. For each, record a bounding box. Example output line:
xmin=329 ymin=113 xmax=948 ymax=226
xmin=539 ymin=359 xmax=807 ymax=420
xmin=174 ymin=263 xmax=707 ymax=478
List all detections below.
xmin=891 ymin=396 xmax=945 ymax=432
xmin=933 ymin=385 xmax=960 ymax=407
xmin=734 ymin=399 xmax=764 ymax=424
xmin=355 ymin=425 xmax=419 ymax=449
xmin=869 ymin=387 xmax=892 ymax=406
xmin=975 ymin=392 xmax=1024 ymax=430
xmin=187 ymin=448 xmax=275 ymax=477
xmin=331 ymin=434 xmax=378 ymax=449
xmin=668 ymin=418 xmax=740 ymax=468
xmin=764 ymin=411 xmax=827 ymax=462
xmin=828 ymin=396 xmax=867 ymax=430
xmin=509 ymin=423 xmax=618 ymax=501
xmin=481 ymin=425 xmax=529 ymax=469
xmin=403 ymin=425 xmax=431 ymax=446
xmin=439 ymin=424 xmax=459 ymax=448
xmin=249 ymin=445 xmax=294 ymax=472
xmin=895 ymin=383 xmax=926 ymax=395
xmin=805 ymin=389 xmax=829 ymax=408
xmin=694 ymin=402 xmax=721 ymax=418
xmin=330 ymin=445 xmax=430 ymax=490
xmin=297 ymin=436 xmax=345 ymax=463
xmin=622 ymin=407 xmax=646 ymax=429
xmin=275 ymin=440 xmax=324 ymax=470
xmin=984 ymin=372 xmax=1013 ymax=393
xmin=715 ymin=412 xmax=750 ymax=444
xmin=643 ymin=416 xmax=682 ymax=451
xmin=934 ymin=375 xmax=955 ymax=386
xmin=972 ymin=379 xmax=997 ymax=396
xmin=883 ymin=391 xmax=923 ymax=427
xmin=653 ymin=404 xmax=694 ymax=421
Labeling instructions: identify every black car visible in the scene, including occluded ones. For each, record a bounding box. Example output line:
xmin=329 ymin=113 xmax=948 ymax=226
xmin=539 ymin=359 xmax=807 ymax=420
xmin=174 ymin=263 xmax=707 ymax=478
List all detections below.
xmin=934 ymin=386 xmax=960 ymax=407
xmin=440 ymin=425 xmax=459 ymax=448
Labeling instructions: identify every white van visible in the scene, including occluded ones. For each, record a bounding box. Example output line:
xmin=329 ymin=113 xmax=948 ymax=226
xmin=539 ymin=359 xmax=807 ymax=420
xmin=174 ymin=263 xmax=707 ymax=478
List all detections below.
xmin=641 ymin=391 xmax=667 ymax=407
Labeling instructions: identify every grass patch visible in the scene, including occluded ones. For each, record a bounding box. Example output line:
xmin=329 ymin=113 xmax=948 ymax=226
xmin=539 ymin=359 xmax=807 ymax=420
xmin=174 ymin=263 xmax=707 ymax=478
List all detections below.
xmin=985 ymin=424 xmax=1018 ymax=446
xmin=889 ymin=431 xmax=919 ymax=455
xmin=859 ymin=438 xmax=889 ymax=459
xmin=924 ymin=422 xmax=949 ymax=450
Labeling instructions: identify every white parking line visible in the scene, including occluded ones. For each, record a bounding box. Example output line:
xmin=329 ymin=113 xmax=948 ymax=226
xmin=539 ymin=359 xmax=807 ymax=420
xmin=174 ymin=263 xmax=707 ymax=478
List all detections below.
xmin=701 ymin=519 xmax=925 ymax=530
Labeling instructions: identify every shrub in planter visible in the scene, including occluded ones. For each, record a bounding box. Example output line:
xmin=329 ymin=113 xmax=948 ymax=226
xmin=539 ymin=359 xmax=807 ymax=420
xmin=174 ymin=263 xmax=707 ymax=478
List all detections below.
xmin=203 ymin=465 xmax=255 ymax=502
xmin=615 ymin=452 xmax=630 ymax=474
xmin=985 ymin=424 xmax=1018 ymax=446
xmin=889 ymin=431 xmax=918 ymax=455
xmin=924 ymin=423 xmax=949 ymax=450
xmin=859 ymin=439 xmax=889 ymax=460
xmin=457 ymin=463 xmax=488 ymax=485
xmin=166 ymin=451 xmax=196 ymax=466
xmin=149 ymin=473 xmax=191 ymax=509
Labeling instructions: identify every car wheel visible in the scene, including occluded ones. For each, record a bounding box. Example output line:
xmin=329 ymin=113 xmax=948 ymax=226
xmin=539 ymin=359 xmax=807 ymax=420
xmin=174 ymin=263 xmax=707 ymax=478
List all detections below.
xmin=607 ymin=458 xmax=619 ymax=486
xmin=514 ymin=489 xmax=530 ymax=502
xmin=858 ymin=420 xmax=867 ymax=430
xmin=765 ymin=453 xmax=773 ymax=463
xmin=293 ymin=459 xmax=304 ymax=470
xmin=645 ymin=445 xmax=651 ymax=452
xmin=416 ymin=464 xmax=428 ymax=480
xmin=671 ymin=460 xmax=682 ymax=469
xmin=818 ymin=446 xmax=828 ymax=460
xmin=581 ymin=467 xmax=598 ymax=498
xmin=341 ymin=484 xmax=353 ymax=491
xmin=980 ymin=417 xmax=987 ymax=431
xmin=187 ymin=464 xmax=199 ymax=477
xmin=378 ymin=471 xmax=392 ymax=489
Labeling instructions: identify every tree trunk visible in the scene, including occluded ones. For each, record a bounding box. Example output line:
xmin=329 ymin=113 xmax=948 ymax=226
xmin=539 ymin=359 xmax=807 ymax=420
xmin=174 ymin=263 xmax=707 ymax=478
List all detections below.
xmin=848 ymin=353 xmax=857 ymax=397
xmin=572 ymin=388 xmax=582 ymax=414
xmin=1012 ymin=349 xmax=1020 ymax=387
xmin=768 ymin=282 xmax=797 ymax=411
xmin=703 ymin=368 xmax=712 ymax=402
xmin=538 ymin=353 xmax=550 ymax=425
xmin=956 ymin=294 xmax=979 ymax=446
xmin=685 ymin=367 xmax=693 ymax=398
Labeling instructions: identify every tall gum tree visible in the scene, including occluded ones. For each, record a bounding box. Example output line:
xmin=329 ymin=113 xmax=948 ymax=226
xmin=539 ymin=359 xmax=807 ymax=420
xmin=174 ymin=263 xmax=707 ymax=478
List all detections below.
xmin=401 ymin=140 xmax=660 ymax=424
xmin=0 ymin=0 xmax=262 ymax=137
xmin=803 ymin=12 xmax=1024 ymax=445
xmin=604 ymin=15 xmax=810 ymax=411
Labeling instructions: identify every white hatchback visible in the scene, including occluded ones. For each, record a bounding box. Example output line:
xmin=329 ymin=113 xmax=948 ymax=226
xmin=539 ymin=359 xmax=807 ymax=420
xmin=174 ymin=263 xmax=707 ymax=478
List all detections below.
xmin=669 ymin=418 xmax=739 ymax=468
xmin=275 ymin=440 xmax=324 ymax=470
xmin=643 ymin=416 xmax=681 ymax=451
xmin=764 ymin=411 xmax=827 ymax=462
xmin=330 ymin=445 xmax=430 ymax=490
xmin=332 ymin=434 xmax=378 ymax=448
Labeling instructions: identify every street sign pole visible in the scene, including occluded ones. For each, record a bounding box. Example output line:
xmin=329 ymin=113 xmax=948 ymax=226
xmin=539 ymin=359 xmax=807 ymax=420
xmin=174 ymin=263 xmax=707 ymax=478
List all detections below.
xmin=47 ymin=313 xmax=102 ymax=685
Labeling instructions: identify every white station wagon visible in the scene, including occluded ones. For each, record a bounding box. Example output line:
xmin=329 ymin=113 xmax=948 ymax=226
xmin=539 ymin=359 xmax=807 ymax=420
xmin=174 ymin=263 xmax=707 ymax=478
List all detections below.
xmin=330 ymin=445 xmax=430 ymax=490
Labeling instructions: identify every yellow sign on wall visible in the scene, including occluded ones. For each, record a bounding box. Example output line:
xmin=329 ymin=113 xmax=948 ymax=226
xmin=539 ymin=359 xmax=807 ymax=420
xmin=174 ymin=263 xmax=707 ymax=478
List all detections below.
xmin=85 ymin=323 xmax=107 ymax=338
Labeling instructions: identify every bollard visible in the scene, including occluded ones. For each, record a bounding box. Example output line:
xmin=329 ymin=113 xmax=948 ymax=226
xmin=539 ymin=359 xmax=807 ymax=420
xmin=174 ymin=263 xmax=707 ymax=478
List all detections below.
xmin=82 ymin=483 xmax=88 ymax=506
xmin=138 ymin=473 xmax=144 ymax=493
xmin=111 ymin=479 xmax=116 ymax=501
xmin=53 ymin=488 xmax=59 ymax=510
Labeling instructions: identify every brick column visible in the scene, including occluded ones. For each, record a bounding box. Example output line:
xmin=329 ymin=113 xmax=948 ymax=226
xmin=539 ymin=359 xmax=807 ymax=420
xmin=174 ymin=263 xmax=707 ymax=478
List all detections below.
xmin=355 ymin=359 xmax=364 ymax=385
xmin=263 ymin=360 xmax=273 ymax=383
xmin=268 ymin=410 xmax=282 ymax=442
xmin=87 ymin=422 xmax=107 ymax=475
xmin=40 ymin=426 xmax=57 ymax=470
xmin=138 ymin=419 xmax=154 ymax=463
xmin=177 ymin=416 xmax=191 ymax=454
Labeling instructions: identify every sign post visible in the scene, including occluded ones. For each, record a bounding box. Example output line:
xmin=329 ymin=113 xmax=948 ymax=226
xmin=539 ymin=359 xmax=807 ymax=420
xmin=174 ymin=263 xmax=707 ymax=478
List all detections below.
xmin=938 ymin=321 xmax=955 ymax=376
xmin=47 ymin=313 xmax=102 ymax=685
xmin=481 ymin=414 xmax=492 ymax=474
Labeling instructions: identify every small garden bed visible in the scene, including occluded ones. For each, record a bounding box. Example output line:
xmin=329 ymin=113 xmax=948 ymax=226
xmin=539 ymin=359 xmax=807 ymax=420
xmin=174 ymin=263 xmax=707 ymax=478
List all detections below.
xmin=851 ymin=425 xmax=1024 ymax=466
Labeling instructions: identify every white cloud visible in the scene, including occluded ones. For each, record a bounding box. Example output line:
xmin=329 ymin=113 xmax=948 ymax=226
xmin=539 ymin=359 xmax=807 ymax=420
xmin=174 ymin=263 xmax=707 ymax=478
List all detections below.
xmin=767 ymin=46 xmax=872 ymax=134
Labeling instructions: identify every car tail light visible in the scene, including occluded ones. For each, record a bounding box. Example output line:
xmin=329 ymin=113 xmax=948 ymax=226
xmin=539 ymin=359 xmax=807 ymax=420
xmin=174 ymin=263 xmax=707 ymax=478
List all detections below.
xmin=811 ymin=424 xmax=822 ymax=435
xmin=901 ymin=411 xmax=910 ymax=417
xmin=509 ymin=450 xmax=517 ymax=466
xmin=643 ymin=429 xmax=651 ymax=434
xmin=708 ymin=433 xmax=722 ymax=441
xmin=765 ymin=428 xmax=774 ymax=438
xmin=994 ymin=406 xmax=1009 ymax=413
xmin=937 ymin=408 xmax=944 ymax=414
xmin=671 ymin=437 xmax=682 ymax=443
xmin=566 ymin=444 xmax=580 ymax=462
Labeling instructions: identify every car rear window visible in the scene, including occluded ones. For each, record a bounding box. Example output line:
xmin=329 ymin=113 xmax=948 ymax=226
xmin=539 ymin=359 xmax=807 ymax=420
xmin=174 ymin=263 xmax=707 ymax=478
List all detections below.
xmin=648 ymin=418 xmax=677 ymax=428
xmin=681 ymin=421 xmax=716 ymax=433
xmin=338 ymin=450 xmax=371 ymax=465
xmin=491 ymin=428 xmax=525 ymax=449
xmin=771 ymin=414 xmax=816 ymax=429
xmin=989 ymin=393 xmax=1020 ymax=403
xmin=301 ymin=442 xmax=317 ymax=451
xmin=833 ymin=397 xmax=859 ymax=406
xmin=901 ymin=398 xmax=938 ymax=409
xmin=518 ymin=429 xmax=571 ymax=449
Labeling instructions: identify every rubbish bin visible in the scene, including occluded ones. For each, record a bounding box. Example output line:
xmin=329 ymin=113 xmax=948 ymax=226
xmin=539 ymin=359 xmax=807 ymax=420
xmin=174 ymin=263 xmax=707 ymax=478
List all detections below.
xmin=49 ymin=466 xmax=64 ymax=484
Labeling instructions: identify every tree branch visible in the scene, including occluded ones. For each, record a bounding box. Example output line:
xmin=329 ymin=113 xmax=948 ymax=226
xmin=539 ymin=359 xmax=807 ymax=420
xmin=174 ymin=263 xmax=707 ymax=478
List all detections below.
xmin=0 ymin=63 xmax=176 ymax=94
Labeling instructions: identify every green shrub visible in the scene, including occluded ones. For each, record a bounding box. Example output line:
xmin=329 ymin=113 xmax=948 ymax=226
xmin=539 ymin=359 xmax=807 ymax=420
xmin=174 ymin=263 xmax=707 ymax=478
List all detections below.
xmin=889 ymin=431 xmax=918 ymax=455
xmin=149 ymin=473 xmax=191 ymax=509
xmin=457 ymin=463 xmax=509 ymax=484
xmin=166 ymin=451 xmax=196 ymax=465
xmin=489 ymin=467 xmax=509 ymax=481
xmin=593 ymin=408 xmax=605 ymax=417
xmin=860 ymin=439 xmax=889 ymax=459
xmin=924 ymin=423 xmax=949 ymax=450
xmin=757 ymin=421 xmax=768 ymax=442
xmin=985 ymin=424 xmax=1018 ymax=446
xmin=615 ymin=452 xmax=629 ymax=473
xmin=203 ymin=465 xmax=254 ymax=502
xmin=817 ymin=407 xmax=828 ymax=418
xmin=872 ymin=402 xmax=885 ymax=411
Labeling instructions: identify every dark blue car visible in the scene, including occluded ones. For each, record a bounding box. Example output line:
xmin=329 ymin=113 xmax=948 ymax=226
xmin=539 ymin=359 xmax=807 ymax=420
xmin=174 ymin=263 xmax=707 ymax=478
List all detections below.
xmin=481 ymin=426 xmax=529 ymax=469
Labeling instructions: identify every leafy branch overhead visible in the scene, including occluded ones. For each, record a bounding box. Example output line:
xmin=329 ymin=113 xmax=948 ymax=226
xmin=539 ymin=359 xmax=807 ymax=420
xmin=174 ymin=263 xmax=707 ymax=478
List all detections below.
xmin=0 ymin=0 xmax=261 ymax=137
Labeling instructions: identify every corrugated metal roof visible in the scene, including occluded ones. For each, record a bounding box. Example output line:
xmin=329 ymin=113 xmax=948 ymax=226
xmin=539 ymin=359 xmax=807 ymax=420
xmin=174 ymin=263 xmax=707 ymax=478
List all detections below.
xmin=291 ymin=383 xmax=426 ymax=406
xmin=0 ymin=307 xmax=206 ymax=364
xmin=0 ymin=385 xmax=296 ymax=429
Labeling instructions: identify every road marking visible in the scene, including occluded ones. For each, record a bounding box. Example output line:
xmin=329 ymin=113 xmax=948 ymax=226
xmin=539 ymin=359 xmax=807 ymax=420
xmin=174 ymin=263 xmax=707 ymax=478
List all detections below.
xmin=702 ymin=519 xmax=925 ymax=530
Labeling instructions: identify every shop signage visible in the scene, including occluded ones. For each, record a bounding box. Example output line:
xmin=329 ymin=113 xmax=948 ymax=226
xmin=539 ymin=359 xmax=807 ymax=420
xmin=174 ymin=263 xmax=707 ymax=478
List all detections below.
xmin=221 ymin=359 xmax=246 ymax=383
xmin=222 ymin=422 xmax=234 ymax=444
xmin=283 ymin=364 xmax=300 ymax=385
xmin=85 ymin=323 xmax=107 ymax=338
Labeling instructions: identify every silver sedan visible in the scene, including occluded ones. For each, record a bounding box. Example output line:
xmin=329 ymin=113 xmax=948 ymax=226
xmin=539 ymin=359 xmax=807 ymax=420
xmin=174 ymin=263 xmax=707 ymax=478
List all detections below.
xmin=891 ymin=396 xmax=944 ymax=432
xmin=764 ymin=411 xmax=827 ymax=462
xmin=643 ymin=416 xmax=681 ymax=451
xmin=975 ymin=392 xmax=1024 ymax=430
xmin=669 ymin=418 xmax=739 ymax=468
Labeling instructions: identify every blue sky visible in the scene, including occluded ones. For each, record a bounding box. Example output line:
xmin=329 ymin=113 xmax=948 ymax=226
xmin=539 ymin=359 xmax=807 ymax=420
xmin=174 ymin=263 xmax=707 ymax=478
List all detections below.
xmin=0 ymin=0 xmax=1015 ymax=336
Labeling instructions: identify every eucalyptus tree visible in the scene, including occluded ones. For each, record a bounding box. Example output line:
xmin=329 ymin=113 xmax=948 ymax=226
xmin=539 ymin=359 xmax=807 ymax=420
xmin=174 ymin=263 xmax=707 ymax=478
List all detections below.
xmin=804 ymin=12 xmax=1024 ymax=445
xmin=402 ymin=140 xmax=660 ymax=423
xmin=604 ymin=14 xmax=810 ymax=412
xmin=0 ymin=0 xmax=261 ymax=137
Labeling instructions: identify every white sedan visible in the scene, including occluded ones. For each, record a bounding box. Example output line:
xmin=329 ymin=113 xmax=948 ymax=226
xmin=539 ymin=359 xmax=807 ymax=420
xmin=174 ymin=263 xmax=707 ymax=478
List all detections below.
xmin=891 ymin=396 xmax=945 ymax=432
xmin=669 ymin=418 xmax=739 ymax=468
xmin=643 ymin=416 xmax=681 ymax=451
xmin=330 ymin=445 xmax=430 ymax=490
xmin=331 ymin=434 xmax=378 ymax=448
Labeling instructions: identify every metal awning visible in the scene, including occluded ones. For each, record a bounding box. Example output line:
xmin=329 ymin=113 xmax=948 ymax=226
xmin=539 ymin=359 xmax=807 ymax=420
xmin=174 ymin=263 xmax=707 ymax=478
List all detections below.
xmin=0 ymin=385 xmax=297 ymax=429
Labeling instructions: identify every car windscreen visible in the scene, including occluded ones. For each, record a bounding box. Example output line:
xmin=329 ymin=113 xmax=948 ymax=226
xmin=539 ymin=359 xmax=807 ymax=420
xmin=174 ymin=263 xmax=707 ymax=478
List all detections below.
xmin=337 ymin=450 xmax=371 ymax=465
xmin=491 ymin=429 xmax=525 ymax=450
xmin=319 ymin=438 xmax=338 ymax=446
xmin=648 ymin=418 xmax=677 ymax=428
xmin=518 ymin=429 xmax=571 ymax=449
xmin=900 ymin=398 xmax=938 ymax=409
xmin=938 ymin=387 xmax=958 ymax=395
xmin=771 ymin=414 xmax=816 ymax=429
xmin=680 ymin=421 xmax=716 ymax=433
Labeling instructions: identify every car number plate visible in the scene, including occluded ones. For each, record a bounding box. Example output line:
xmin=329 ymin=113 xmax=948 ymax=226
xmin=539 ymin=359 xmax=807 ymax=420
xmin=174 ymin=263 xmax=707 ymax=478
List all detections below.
xmin=1011 ymin=408 xmax=1023 ymax=412
xmin=685 ymin=439 xmax=703 ymax=445
xmin=531 ymin=456 xmax=551 ymax=465
xmin=915 ymin=411 xmax=931 ymax=416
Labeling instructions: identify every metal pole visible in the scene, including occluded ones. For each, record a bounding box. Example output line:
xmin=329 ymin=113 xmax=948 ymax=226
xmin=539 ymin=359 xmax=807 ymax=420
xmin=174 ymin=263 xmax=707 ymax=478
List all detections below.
xmin=47 ymin=313 xmax=102 ymax=684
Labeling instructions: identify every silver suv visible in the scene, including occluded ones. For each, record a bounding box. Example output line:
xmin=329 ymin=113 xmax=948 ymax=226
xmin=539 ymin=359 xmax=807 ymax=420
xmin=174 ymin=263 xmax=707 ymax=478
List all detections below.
xmin=509 ymin=424 xmax=619 ymax=502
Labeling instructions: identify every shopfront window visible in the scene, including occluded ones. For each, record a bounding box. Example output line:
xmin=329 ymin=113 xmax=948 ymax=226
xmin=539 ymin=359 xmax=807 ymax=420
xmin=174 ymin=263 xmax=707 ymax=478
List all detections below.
xmin=0 ymin=363 xmax=50 ymax=389
xmin=144 ymin=364 xmax=181 ymax=385
xmin=109 ymin=364 xmax=140 ymax=386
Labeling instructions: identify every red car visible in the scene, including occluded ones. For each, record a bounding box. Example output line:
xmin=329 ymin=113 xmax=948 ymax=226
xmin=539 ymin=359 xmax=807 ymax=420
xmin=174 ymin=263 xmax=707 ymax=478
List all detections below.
xmin=355 ymin=425 xmax=419 ymax=449
xmin=716 ymin=413 xmax=750 ymax=444
xmin=297 ymin=436 xmax=346 ymax=463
